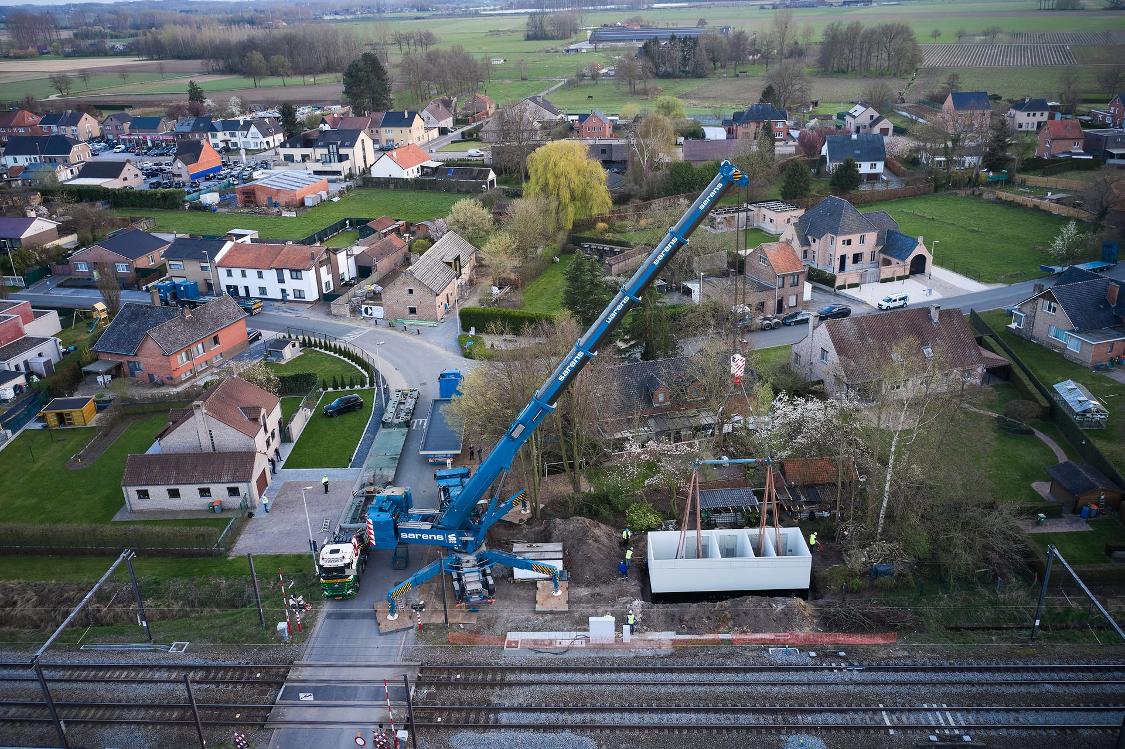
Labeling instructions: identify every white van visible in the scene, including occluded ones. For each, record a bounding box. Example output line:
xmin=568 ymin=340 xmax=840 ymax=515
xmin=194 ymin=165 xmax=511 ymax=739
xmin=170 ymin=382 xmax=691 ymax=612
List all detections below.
xmin=877 ymin=292 xmax=909 ymax=310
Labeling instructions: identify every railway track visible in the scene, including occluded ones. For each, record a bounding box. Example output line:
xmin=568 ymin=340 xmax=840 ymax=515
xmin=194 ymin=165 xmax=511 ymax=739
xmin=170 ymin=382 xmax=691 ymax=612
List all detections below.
xmin=0 ymin=661 xmax=292 ymax=685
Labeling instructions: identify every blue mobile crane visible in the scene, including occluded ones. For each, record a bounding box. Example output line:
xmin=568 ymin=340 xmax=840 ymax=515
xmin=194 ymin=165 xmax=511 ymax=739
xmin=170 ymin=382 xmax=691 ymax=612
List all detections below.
xmin=368 ymin=160 xmax=749 ymax=618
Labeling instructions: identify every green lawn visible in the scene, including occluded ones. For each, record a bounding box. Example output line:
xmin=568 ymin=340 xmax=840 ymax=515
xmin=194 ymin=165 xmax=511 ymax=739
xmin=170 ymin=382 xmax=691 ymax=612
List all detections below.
xmin=0 ymin=553 xmax=309 ymax=583
xmin=285 ymin=389 xmax=376 ymax=469
xmin=114 ymin=188 xmax=459 ymax=240
xmin=281 ymin=395 xmax=304 ymax=424
xmin=755 ymin=344 xmax=792 ymax=369
xmin=0 ymin=415 xmax=167 ymax=524
xmin=1032 ymin=518 xmax=1125 ymax=566
xmin=521 ymin=253 xmax=574 ymax=315
xmin=981 ymin=310 xmax=1125 ymax=472
xmin=266 ymin=348 xmax=365 ymax=387
xmin=860 ymin=194 xmax=1068 ymax=283
xmin=324 ymin=230 xmax=359 ymax=247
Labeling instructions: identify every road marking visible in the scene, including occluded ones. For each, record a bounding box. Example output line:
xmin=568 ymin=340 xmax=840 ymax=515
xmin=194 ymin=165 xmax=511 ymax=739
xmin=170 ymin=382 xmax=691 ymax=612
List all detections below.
xmin=339 ymin=328 xmax=365 ymax=342
xmin=321 ymin=519 xmax=331 ymax=532
xmin=298 ymin=692 xmax=314 ymax=701
xmin=879 ymin=703 xmax=895 ymax=735
xmin=412 ymin=418 xmax=427 ymax=429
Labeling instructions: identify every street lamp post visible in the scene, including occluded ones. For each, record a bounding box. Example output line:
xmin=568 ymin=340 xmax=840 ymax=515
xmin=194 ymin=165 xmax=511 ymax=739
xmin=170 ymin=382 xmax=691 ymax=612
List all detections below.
xmin=373 ymin=340 xmax=387 ymax=409
xmin=300 ymin=486 xmax=317 ymax=574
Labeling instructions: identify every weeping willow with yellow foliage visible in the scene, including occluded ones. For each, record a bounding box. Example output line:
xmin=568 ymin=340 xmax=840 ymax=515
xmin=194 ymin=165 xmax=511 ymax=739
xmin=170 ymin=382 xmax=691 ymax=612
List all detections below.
xmin=525 ymin=140 xmax=612 ymax=231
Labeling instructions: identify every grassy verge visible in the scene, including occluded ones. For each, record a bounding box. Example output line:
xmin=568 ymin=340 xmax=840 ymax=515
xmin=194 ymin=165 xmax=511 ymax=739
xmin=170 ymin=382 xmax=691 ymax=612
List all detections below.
xmin=285 ymin=389 xmax=376 ymax=469
xmin=1031 ymin=518 xmax=1125 ymax=566
xmin=266 ymin=348 xmax=365 ymax=387
xmin=0 ymin=553 xmax=308 ymax=582
xmin=114 ymin=188 xmax=459 ymax=240
xmin=755 ymin=344 xmax=792 ymax=369
xmin=520 ymin=253 xmax=574 ymax=315
xmin=860 ymin=194 xmax=1067 ymax=283
xmin=0 ymin=414 xmax=167 ymax=523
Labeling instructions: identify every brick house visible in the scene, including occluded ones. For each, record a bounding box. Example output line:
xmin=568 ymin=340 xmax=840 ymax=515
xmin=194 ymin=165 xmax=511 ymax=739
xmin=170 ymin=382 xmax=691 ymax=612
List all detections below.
xmin=844 ymin=103 xmax=893 ymax=137
xmin=421 ymin=100 xmax=454 ymax=130
xmin=0 ymin=216 xmax=61 ymax=250
xmin=332 ymin=115 xmax=383 ymax=144
xmin=575 ymin=111 xmax=613 ymax=139
xmin=164 ymin=237 xmax=232 ymax=293
xmin=67 ymin=160 xmax=145 ymax=189
xmin=370 ymin=144 xmax=434 ymax=179
xmin=172 ymin=140 xmax=222 ymax=182
xmin=724 ymin=103 xmax=790 ymax=142
xmin=121 ymin=116 xmax=175 ymax=147
xmin=781 ymin=196 xmax=930 ymax=287
xmin=91 ymin=296 xmax=249 ymax=384
xmin=234 ymin=170 xmax=328 ymax=209
xmin=39 ymin=110 xmax=101 ymax=141
xmin=67 ymin=228 xmax=170 ymax=286
xmin=355 ymin=233 xmax=407 ymax=281
xmin=155 ymin=376 xmax=282 ymax=462
xmin=743 ymin=241 xmax=808 ymax=316
xmin=217 ymin=241 xmax=356 ymax=301
xmin=462 ymin=93 xmax=496 ymax=124
xmin=366 ymin=216 xmax=405 ymax=238
xmin=1008 ymin=267 xmax=1124 ymax=367
xmin=941 ymin=91 xmax=991 ymax=134
xmin=1035 ymin=118 xmax=1085 ymax=158
xmin=0 ymin=109 xmax=42 ymax=141
xmin=121 ymin=451 xmax=269 ymax=512
xmin=100 ymin=111 xmax=132 ymax=141
xmin=1006 ymin=97 xmax=1050 ymax=132
xmin=1 ymin=135 xmax=90 ymax=167
xmin=382 ymin=231 xmax=477 ymax=321
xmin=792 ymin=305 xmax=987 ymax=399
xmin=0 ymin=299 xmax=62 ymax=346
xmin=1092 ymin=92 xmax=1124 ymax=129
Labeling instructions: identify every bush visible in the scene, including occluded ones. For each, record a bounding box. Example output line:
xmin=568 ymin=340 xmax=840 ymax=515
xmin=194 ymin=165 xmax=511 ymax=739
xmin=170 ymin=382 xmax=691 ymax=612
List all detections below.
xmin=0 ymin=521 xmax=232 ymax=556
xmin=38 ymin=185 xmax=186 ymax=209
xmin=625 ymin=501 xmax=663 ymax=531
xmin=594 ymin=222 xmax=609 ymax=235
xmin=412 ymin=238 xmax=432 ymax=254
xmin=997 ymin=414 xmax=1033 ymax=434
xmin=276 ymin=372 xmax=318 ymax=396
xmin=1004 ymin=398 xmax=1044 ymax=422
xmin=457 ymin=333 xmax=488 ymax=359
xmin=459 ymin=306 xmax=554 ymax=335
xmin=1017 ymin=502 xmax=1063 ymax=519
xmin=806 ymin=267 xmax=837 ymax=287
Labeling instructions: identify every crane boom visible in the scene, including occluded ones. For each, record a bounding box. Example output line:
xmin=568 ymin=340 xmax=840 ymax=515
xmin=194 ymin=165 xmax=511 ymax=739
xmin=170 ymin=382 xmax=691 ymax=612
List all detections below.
xmin=437 ymin=160 xmax=748 ymax=530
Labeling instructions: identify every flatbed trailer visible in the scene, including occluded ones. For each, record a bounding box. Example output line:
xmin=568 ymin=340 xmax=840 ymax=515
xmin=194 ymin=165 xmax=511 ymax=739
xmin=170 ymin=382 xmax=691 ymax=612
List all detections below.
xmin=419 ymin=398 xmax=462 ymax=464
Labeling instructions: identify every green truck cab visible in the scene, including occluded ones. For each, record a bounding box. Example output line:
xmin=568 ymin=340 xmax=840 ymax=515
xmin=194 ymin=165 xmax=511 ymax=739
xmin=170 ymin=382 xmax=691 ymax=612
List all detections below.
xmin=318 ymin=536 xmax=367 ymax=599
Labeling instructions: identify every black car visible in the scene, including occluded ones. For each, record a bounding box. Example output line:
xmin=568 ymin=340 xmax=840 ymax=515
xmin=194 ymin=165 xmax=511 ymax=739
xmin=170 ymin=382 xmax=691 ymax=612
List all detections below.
xmin=781 ymin=309 xmax=812 ymax=326
xmin=817 ymin=304 xmax=852 ymax=319
xmin=246 ymin=328 xmax=262 ymax=343
xmin=324 ymin=394 xmax=364 ymax=417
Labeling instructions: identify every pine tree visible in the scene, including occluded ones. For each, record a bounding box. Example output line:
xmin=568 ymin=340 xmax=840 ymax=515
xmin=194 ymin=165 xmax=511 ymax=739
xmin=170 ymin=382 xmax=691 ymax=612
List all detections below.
xmin=829 ymin=157 xmax=861 ymax=193
xmin=187 ymin=80 xmax=205 ymax=104
xmin=280 ymin=102 xmax=300 ymax=138
xmin=563 ymin=254 xmax=611 ymax=326
xmin=779 ymin=160 xmax=811 ymax=201
xmin=342 ymin=52 xmax=392 ymax=115
xmin=982 ymin=115 xmax=1015 ymax=173
xmin=625 ymin=290 xmax=677 ymax=361
xmin=331 ymin=375 xmax=340 ymax=389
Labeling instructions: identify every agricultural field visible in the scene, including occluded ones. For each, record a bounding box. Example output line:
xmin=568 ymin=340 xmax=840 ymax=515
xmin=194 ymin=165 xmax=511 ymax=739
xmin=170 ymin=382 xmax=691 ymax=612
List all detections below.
xmin=920 ymin=43 xmax=1076 ymax=67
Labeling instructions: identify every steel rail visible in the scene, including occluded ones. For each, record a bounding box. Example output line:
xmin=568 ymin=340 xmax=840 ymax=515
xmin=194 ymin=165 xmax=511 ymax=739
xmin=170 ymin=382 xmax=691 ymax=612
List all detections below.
xmin=417 ymin=663 xmax=1125 ymax=672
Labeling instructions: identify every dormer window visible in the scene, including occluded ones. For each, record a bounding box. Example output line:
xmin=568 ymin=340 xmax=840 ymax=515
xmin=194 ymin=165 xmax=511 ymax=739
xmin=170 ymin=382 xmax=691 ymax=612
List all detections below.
xmin=922 ymin=346 xmax=933 ymax=359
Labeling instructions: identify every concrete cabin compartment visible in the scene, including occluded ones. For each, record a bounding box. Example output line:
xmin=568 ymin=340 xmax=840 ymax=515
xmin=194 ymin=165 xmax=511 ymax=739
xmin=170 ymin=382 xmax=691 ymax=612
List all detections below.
xmin=646 ymin=528 xmax=811 ymax=595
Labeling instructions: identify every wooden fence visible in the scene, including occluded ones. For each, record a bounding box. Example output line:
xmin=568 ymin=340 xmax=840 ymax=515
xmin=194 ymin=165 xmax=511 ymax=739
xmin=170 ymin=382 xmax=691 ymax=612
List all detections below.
xmin=1019 ymin=174 xmax=1089 ymax=191
xmin=990 ymin=190 xmax=1096 ymax=222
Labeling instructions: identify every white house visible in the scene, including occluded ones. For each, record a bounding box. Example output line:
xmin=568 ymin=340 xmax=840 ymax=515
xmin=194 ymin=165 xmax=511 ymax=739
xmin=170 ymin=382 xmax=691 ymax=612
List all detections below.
xmin=277 ymin=129 xmax=377 ymax=179
xmin=209 ymin=118 xmax=285 ymax=152
xmin=421 ymin=100 xmax=455 ymax=131
xmin=370 ymin=145 xmax=437 ymax=179
xmin=844 ymin=103 xmax=893 ymax=137
xmin=0 ymin=335 xmax=64 ymax=377
xmin=821 ymin=132 xmax=886 ymax=181
xmin=216 ymin=241 xmax=356 ymax=302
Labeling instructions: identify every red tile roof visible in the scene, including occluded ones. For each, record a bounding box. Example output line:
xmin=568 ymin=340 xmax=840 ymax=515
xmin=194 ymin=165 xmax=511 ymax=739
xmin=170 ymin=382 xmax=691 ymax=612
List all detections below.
xmin=384 ymin=144 xmax=431 ymax=170
xmin=782 ymin=457 xmax=859 ymax=486
xmin=759 ymin=241 xmax=803 ymax=275
xmin=1042 ymin=119 xmax=1084 ymax=140
xmin=218 ymin=242 xmax=325 ymax=270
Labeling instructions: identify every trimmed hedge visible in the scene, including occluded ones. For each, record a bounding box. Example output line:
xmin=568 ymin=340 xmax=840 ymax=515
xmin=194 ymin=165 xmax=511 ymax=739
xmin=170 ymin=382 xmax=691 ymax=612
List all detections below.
xmin=277 ymin=372 xmax=318 ymax=396
xmin=459 ymin=306 xmax=554 ymax=335
xmin=37 ymin=185 xmax=186 ymax=209
xmin=806 ymin=267 xmax=837 ymax=287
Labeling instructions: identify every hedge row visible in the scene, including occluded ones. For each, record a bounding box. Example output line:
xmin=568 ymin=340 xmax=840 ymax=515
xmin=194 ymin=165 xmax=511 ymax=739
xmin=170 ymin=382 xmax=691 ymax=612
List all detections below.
xmin=277 ymin=372 xmax=318 ymax=396
xmin=459 ymin=306 xmax=554 ymax=335
xmin=38 ymin=185 xmax=186 ymax=209
xmin=806 ymin=267 xmax=837 ymax=288
xmin=980 ymin=336 xmax=1051 ymax=411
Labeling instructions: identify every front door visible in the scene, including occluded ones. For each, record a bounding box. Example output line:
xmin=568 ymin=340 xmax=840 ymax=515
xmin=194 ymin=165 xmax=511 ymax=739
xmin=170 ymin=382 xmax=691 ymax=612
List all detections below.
xmin=776 ymin=298 xmax=784 ymax=314
xmin=838 ymin=255 xmax=846 ymax=272
xmin=243 ymin=286 xmax=250 ymax=297
xmin=226 ymin=285 xmax=240 ymax=297
xmin=281 ymin=289 xmax=288 ymax=300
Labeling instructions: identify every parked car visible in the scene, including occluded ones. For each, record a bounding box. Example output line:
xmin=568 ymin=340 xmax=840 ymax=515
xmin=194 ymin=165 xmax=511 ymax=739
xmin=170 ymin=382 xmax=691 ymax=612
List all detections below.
xmin=877 ymin=292 xmax=909 ymax=310
xmin=246 ymin=328 xmax=262 ymax=343
xmin=817 ymin=304 xmax=852 ymax=320
xmin=324 ymin=394 xmax=364 ymax=417
xmin=466 ymin=148 xmax=485 ymax=157
xmin=781 ymin=309 xmax=812 ymax=326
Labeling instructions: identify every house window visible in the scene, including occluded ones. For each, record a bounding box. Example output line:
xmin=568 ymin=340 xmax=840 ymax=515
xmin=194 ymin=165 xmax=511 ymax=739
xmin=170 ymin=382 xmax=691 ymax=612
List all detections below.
xmin=259 ymin=287 xmax=267 ymax=295
xmin=136 ymin=489 xmax=150 ymax=500
xmin=758 ymin=254 xmax=769 ymax=266
xmin=323 ymin=279 xmax=333 ymax=292
xmin=408 ymin=306 xmax=418 ymax=315
xmin=407 ymin=287 xmax=414 ymax=295
xmin=1042 ymin=299 xmax=1057 ymax=314
xmin=1048 ymin=325 xmax=1068 ymax=342
xmin=114 ymin=263 xmax=130 ymax=273
xmin=870 ymin=250 xmax=877 ymax=262
xmin=74 ymin=262 xmax=88 ymax=272
xmin=852 ymin=252 xmax=862 ymax=264
xmin=790 ymin=274 xmax=800 ymax=287
xmin=290 ymin=270 xmax=304 ymax=280
xmin=293 ymin=289 xmax=306 ymax=299
xmin=1066 ymin=334 xmax=1081 ymax=353
xmin=226 ymin=269 xmax=233 ymax=277
xmin=199 ymin=487 xmax=212 ymax=498
xmin=1011 ymin=310 xmax=1025 ymax=329
xmin=167 ymin=488 xmax=181 ymax=499
xmin=240 ymin=269 xmax=247 ymax=278
xmin=870 ymin=163 xmax=877 ymax=169
xmin=227 ymin=486 xmax=241 ymax=498
xmin=802 ymin=249 xmax=808 ymax=260
xmin=860 ymin=235 xmax=866 ymax=244
xmin=922 ymin=345 xmax=933 ymax=359
xmin=177 ymin=350 xmax=190 ymax=364
xmin=842 ymin=238 xmax=852 ymax=246
xmin=819 ymin=347 xmax=829 ymax=363
xmin=793 ymin=352 xmax=801 ymax=366
xmin=147 ymin=254 xmax=155 ymax=264
xmin=200 ymin=263 xmax=210 ymax=272
xmin=169 ymin=261 xmax=184 ymax=270
xmin=276 ymin=269 xmax=285 ymax=283
xmin=256 ymin=270 xmax=264 ymax=279
xmin=212 ymin=335 xmax=220 ymax=346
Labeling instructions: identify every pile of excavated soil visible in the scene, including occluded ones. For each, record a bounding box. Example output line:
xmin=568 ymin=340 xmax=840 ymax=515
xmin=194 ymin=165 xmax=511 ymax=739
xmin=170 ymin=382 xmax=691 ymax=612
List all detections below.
xmin=544 ymin=517 xmax=625 ymax=586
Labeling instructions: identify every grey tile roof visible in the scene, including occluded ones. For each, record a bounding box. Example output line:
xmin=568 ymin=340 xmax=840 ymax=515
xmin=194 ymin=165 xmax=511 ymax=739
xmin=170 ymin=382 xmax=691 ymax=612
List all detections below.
xmin=380 ymin=111 xmax=421 ymax=128
xmin=599 ymin=355 xmax=697 ymax=417
xmin=526 ymin=95 xmax=562 ymax=117
xmin=164 ymin=237 xmax=227 ymax=261
xmin=3 ymin=135 xmax=79 ymax=157
xmin=0 ymin=216 xmax=36 ymax=237
xmin=824 ymin=133 xmax=886 ymax=164
xmin=1010 ymin=97 xmax=1049 ymax=112
xmin=92 ymin=228 xmax=169 ymax=260
xmin=728 ymin=102 xmax=788 ymax=124
xmin=949 ymin=91 xmax=991 ymax=111
xmin=318 ymin=129 xmax=364 ymax=148
xmin=40 ymin=111 xmax=84 ymax=127
xmin=122 ymin=451 xmax=258 ymax=487
xmin=175 ymin=117 xmax=215 ymax=134
xmin=1046 ymin=461 xmax=1119 ymax=495
xmin=794 ymin=196 xmax=883 ymax=239
xmin=0 ymin=336 xmax=53 ymax=362
xmin=681 ymin=138 xmax=741 ymax=164
xmin=175 ymin=140 xmax=206 ymax=165
xmin=863 ymin=210 xmax=899 ymax=234
xmin=406 ymin=231 xmax=476 ymax=293
xmin=92 ymin=297 xmax=246 ymax=356
xmin=1053 ymin=266 xmax=1102 ymax=287
xmin=75 ymin=160 xmax=133 ymax=179
xmin=1049 ymin=278 xmax=1124 ymax=331
xmin=699 ymin=487 xmax=759 ymax=510
xmin=42 ymin=396 xmax=93 ymax=411
xmin=881 ymin=230 xmax=919 ymax=261
xmin=128 ymin=116 xmax=169 ymax=132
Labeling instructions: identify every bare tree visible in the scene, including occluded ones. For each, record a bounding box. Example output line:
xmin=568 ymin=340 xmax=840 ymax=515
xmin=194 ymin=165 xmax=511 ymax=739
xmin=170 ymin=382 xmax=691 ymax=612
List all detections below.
xmin=861 ymin=80 xmax=896 ymax=114
xmin=1095 ymin=65 xmax=1125 ymax=96
xmin=94 ymin=263 xmax=122 ymax=320
xmin=763 ymin=61 xmax=810 ymax=112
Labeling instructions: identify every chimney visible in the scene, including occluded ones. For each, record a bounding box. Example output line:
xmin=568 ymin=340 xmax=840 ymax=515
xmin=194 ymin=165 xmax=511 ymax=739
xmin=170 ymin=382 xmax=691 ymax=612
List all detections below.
xmin=1033 ymin=282 xmax=1045 ymax=294
xmin=808 ymin=311 xmax=820 ymax=336
xmin=182 ymin=304 xmax=192 ymax=320
xmin=1108 ymin=282 xmax=1120 ymax=307
xmin=191 ymin=401 xmax=210 ymax=451
xmin=929 ymin=304 xmax=940 ymax=325
xmin=149 ymin=287 xmax=161 ymax=306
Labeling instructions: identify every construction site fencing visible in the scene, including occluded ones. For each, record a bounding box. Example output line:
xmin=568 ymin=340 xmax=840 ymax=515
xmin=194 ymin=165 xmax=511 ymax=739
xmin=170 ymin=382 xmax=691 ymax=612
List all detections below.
xmin=969 ymin=309 xmax=1124 ymax=491
xmin=0 ymin=513 xmax=244 ymax=557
